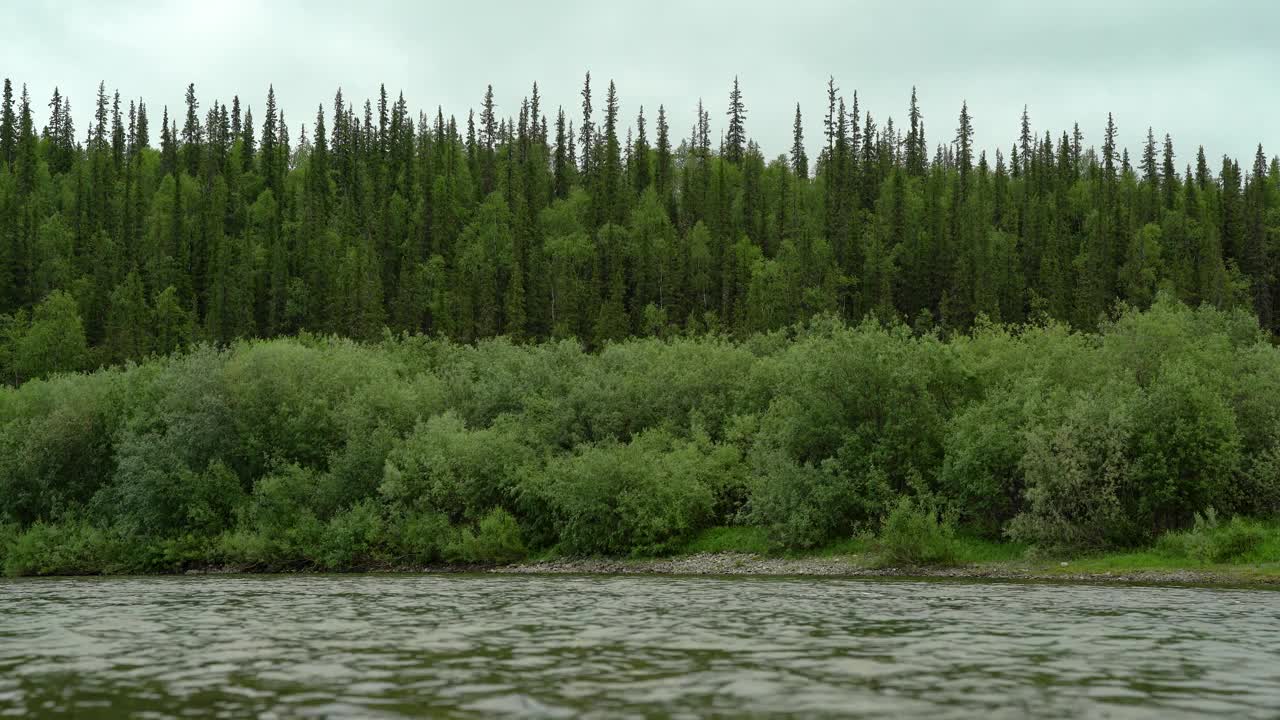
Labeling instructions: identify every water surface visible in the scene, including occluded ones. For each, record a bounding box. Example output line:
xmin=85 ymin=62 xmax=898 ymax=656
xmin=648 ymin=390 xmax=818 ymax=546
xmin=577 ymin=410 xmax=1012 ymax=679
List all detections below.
xmin=1 ymin=574 xmax=1278 ymax=718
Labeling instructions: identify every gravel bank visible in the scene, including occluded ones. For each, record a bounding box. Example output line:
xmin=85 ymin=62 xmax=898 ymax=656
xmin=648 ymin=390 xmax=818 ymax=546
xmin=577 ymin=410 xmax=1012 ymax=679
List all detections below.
xmin=495 ymin=552 xmax=1280 ymax=586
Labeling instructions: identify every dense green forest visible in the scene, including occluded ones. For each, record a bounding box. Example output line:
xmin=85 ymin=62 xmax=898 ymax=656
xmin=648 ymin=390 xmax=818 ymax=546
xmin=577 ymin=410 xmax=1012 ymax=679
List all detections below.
xmin=2 ymin=299 xmax=1279 ymax=575
xmin=0 ymin=75 xmax=1277 ymax=382
xmin=2 ymin=74 xmax=1280 ymax=574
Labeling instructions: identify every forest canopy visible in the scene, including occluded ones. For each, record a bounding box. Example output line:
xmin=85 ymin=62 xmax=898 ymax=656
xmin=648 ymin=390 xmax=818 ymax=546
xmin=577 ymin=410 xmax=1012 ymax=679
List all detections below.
xmin=0 ymin=74 xmax=1276 ymax=382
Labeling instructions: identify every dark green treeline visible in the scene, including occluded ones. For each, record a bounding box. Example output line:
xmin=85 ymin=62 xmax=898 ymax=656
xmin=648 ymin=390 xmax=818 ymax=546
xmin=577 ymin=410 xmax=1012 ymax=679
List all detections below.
xmin=0 ymin=75 xmax=1278 ymax=381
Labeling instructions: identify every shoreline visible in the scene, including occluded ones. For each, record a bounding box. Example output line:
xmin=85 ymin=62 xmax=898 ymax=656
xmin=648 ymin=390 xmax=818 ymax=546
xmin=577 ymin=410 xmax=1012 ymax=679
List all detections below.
xmin=490 ymin=552 xmax=1280 ymax=587
xmin=168 ymin=551 xmax=1280 ymax=588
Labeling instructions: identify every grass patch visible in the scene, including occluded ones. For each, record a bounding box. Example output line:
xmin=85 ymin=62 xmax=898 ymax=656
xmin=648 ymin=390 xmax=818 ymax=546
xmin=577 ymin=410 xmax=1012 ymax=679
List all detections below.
xmin=679 ymin=526 xmax=773 ymax=555
xmin=952 ymin=535 xmax=1027 ymax=564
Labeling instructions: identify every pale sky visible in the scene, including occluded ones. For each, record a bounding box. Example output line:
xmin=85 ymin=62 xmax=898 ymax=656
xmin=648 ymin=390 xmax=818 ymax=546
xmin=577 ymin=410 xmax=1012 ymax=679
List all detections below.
xmin=5 ymin=0 xmax=1278 ymax=169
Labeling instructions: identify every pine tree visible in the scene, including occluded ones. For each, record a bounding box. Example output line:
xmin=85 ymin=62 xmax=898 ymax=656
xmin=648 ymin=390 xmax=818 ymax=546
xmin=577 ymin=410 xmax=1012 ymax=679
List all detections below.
xmin=241 ymin=105 xmax=255 ymax=163
xmin=15 ymin=84 xmax=36 ymax=195
xmin=1141 ymin=127 xmax=1159 ymax=184
xmin=955 ymin=102 xmax=974 ymax=194
xmin=182 ymin=83 xmax=202 ymax=176
xmin=230 ymin=95 xmax=242 ymax=140
xmin=110 ymin=91 xmax=125 ymax=170
xmin=725 ymin=76 xmax=746 ymax=163
xmin=1161 ymin=134 xmax=1178 ymax=210
xmin=260 ymin=86 xmax=280 ymax=195
xmin=159 ymin=107 xmax=178 ymax=177
xmin=0 ymin=79 xmax=15 ymax=170
xmin=553 ymin=107 xmax=570 ymax=199
xmin=791 ymin=103 xmax=808 ymax=178
xmin=905 ymin=88 xmax=924 ymax=177
xmin=655 ymin=105 xmax=672 ymax=202
xmin=135 ymin=101 xmax=149 ymax=150
xmin=579 ymin=71 xmax=593 ymax=179
xmin=632 ymin=106 xmax=651 ymax=194
xmin=1018 ymin=105 xmax=1032 ymax=178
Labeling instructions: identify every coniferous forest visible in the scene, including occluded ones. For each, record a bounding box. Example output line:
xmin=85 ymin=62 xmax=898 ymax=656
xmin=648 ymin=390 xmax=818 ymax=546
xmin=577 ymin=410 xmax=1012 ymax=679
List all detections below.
xmin=1 ymin=74 xmax=1280 ymax=575
xmin=0 ymin=74 xmax=1277 ymax=374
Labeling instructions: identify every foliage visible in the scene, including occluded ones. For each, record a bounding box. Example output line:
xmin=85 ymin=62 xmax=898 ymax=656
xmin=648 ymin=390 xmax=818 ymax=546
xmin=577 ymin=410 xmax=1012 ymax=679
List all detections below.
xmin=445 ymin=508 xmax=527 ymax=565
xmin=1155 ymin=510 xmax=1271 ymax=564
xmin=0 ymin=301 xmax=1278 ymax=574
xmin=1 ymin=75 xmax=1276 ymax=385
xmin=876 ymin=496 xmax=959 ymax=567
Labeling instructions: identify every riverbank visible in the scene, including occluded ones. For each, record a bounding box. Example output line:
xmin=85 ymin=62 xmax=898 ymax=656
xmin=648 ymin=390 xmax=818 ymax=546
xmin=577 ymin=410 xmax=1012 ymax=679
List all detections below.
xmin=493 ymin=551 xmax=1280 ymax=586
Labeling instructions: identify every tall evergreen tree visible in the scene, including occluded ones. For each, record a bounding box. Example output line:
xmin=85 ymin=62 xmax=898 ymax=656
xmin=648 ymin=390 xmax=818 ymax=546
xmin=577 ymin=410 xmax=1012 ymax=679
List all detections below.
xmin=791 ymin=103 xmax=808 ymax=178
xmin=725 ymin=76 xmax=746 ymax=163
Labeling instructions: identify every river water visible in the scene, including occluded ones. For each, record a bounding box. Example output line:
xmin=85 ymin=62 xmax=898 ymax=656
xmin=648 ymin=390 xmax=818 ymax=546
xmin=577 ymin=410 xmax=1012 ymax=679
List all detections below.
xmin=1 ymin=574 xmax=1278 ymax=718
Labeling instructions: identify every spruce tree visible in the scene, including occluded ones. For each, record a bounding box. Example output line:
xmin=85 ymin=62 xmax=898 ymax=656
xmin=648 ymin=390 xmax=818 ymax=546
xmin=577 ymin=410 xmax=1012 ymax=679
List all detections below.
xmin=1161 ymin=134 xmax=1177 ymax=210
xmin=182 ymin=83 xmax=202 ymax=176
xmin=260 ymin=86 xmax=280 ymax=195
xmin=159 ymin=107 xmax=178 ymax=177
xmin=955 ymin=102 xmax=974 ymax=194
xmin=110 ymin=91 xmax=125 ymax=170
xmin=905 ymin=89 xmax=924 ymax=177
xmin=1018 ymin=106 xmax=1032 ymax=178
xmin=632 ymin=106 xmax=650 ymax=194
xmin=0 ymin=79 xmax=14 ymax=170
xmin=1141 ymin=127 xmax=1158 ymax=185
xmin=136 ymin=101 xmax=149 ymax=150
xmin=791 ymin=103 xmax=808 ymax=178
xmin=553 ymin=107 xmax=570 ymax=199
xmin=579 ymin=72 xmax=593 ymax=178
xmin=725 ymin=76 xmax=746 ymax=163
xmin=655 ymin=104 xmax=672 ymax=201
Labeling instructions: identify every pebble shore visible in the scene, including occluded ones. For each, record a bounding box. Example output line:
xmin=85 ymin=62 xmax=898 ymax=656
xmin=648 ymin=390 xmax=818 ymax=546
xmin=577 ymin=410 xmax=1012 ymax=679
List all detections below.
xmin=495 ymin=552 xmax=1280 ymax=586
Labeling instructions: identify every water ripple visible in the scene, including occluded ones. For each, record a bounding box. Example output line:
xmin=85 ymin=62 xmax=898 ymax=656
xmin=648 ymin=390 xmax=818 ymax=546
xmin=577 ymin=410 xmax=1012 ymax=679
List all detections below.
xmin=1 ymin=575 xmax=1278 ymax=718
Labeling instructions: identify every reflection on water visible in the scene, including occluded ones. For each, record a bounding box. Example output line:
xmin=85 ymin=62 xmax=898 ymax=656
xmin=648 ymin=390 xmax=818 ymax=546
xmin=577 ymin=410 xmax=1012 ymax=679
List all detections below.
xmin=1 ymin=574 xmax=1278 ymax=718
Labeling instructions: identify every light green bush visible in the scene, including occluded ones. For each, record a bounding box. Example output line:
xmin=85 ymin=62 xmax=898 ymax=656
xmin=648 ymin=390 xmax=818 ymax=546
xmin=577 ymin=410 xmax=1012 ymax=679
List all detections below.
xmin=445 ymin=508 xmax=526 ymax=564
xmin=876 ymin=496 xmax=959 ymax=567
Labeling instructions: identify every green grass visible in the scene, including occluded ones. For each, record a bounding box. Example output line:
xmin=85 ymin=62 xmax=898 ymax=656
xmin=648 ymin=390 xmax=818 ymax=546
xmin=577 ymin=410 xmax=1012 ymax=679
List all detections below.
xmin=952 ymin=535 xmax=1028 ymax=564
xmin=679 ymin=526 xmax=773 ymax=555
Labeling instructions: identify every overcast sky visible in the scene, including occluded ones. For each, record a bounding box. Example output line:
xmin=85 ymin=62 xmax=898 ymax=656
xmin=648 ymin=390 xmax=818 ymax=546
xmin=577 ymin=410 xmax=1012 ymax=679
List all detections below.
xmin=6 ymin=0 xmax=1277 ymax=169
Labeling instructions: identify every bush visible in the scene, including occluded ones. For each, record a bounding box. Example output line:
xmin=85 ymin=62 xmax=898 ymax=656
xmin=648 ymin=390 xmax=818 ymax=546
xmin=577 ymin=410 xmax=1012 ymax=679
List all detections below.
xmin=3 ymin=521 xmax=120 ymax=576
xmin=876 ymin=497 xmax=959 ymax=567
xmin=1156 ymin=511 xmax=1270 ymax=564
xmin=318 ymin=500 xmax=387 ymax=570
xmin=748 ymin=448 xmax=891 ymax=550
xmin=385 ymin=509 xmax=452 ymax=566
xmin=445 ymin=508 xmax=526 ymax=564
xmin=522 ymin=430 xmax=719 ymax=556
xmin=381 ymin=412 xmax=531 ymax=523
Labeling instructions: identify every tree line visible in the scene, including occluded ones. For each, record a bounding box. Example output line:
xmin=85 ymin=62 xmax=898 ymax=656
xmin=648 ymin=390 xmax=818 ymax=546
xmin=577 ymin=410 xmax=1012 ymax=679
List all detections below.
xmin=0 ymin=74 xmax=1278 ymax=382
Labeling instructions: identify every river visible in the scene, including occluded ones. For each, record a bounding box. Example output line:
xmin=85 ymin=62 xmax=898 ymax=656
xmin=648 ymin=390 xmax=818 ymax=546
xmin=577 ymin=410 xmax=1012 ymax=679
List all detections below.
xmin=1 ymin=574 xmax=1277 ymax=718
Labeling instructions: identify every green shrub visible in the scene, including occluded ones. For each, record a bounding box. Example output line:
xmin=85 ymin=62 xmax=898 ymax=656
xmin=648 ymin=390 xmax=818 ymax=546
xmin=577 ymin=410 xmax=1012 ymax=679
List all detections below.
xmin=3 ymin=521 xmax=121 ymax=576
xmin=1007 ymin=389 xmax=1141 ymax=550
xmin=876 ymin=496 xmax=959 ymax=567
xmin=385 ymin=509 xmax=452 ymax=566
xmin=1206 ymin=518 xmax=1268 ymax=563
xmin=522 ymin=430 xmax=719 ymax=556
xmin=748 ymin=449 xmax=891 ymax=550
xmin=381 ymin=411 xmax=532 ymax=523
xmin=1156 ymin=511 xmax=1270 ymax=564
xmin=445 ymin=508 xmax=526 ymax=564
xmin=318 ymin=500 xmax=387 ymax=570
xmin=240 ymin=464 xmax=326 ymax=534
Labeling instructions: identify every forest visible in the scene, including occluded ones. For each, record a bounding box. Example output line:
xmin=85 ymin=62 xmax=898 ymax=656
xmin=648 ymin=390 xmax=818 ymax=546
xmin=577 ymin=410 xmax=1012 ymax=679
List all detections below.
xmin=0 ymin=74 xmax=1276 ymax=380
xmin=0 ymin=74 xmax=1279 ymax=574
